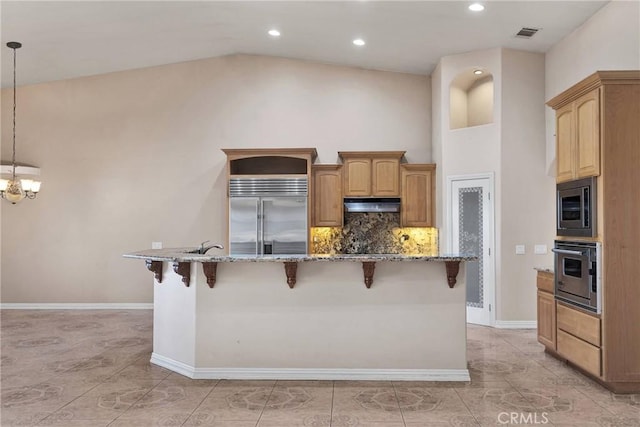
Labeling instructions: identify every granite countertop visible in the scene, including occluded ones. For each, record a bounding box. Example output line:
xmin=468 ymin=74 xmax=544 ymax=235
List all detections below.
xmin=123 ymin=248 xmax=477 ymax=263
xmin=534 ymin=266 xmax=554 ymax=273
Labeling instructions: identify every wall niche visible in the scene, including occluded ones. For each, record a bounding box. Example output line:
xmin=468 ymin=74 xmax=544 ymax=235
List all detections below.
xmin=449 ymin=69 xmax=494 ymax=130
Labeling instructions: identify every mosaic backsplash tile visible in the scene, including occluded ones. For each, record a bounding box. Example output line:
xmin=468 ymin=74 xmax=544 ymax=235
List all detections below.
xmin=311 ymin=213 xmax=438 ymax=255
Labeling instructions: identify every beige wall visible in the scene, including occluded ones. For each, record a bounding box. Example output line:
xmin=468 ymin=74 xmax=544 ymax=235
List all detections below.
xmin=467 ymin=77 xmax=493 ymax=127
xmin=0 ymin=54 xmax=430 ymax=303
xmin=434 ymin=48 xmax=550 ymax=323
xmin=500 ymin=49 xmax=552 ymax=321
xmin=544 ymin=0 xmax=640 ymax=173
xmin=432 ymin=48 xmax=502 ymax=320
xmin=449 ymin=86 xmax=468 ymax=130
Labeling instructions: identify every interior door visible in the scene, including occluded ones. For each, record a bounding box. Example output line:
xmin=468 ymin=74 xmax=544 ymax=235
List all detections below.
xmin=450 ymin=176 xmax=495 ymax=326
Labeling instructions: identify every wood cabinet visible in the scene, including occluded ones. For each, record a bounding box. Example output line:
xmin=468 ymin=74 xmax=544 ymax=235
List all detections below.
xmin=548 ymin=70 xmax=640 ymax=392
xmin=343 ymin=157 xmax=371 ymax=196
xmin=311 ymin=165 xmax=343 ymax=227
xmin=400 ymin=164 xmax=435 ymax=227
xmin=554 ymin=88 xmax=600 ymax=183
xmin=339 ymin=151 xmax=405 ymax=197
xmin=536 ymin=271 xmax=556 ymax=350
xmin=556 ymin=302 xmax=601 ymax=378
xmin=557 ymin=303 xmax=601 ymax=347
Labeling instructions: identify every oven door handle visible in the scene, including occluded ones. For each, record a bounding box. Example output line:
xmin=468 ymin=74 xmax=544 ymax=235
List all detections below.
xmin=551 ymin=248 xmax=585 ymax=256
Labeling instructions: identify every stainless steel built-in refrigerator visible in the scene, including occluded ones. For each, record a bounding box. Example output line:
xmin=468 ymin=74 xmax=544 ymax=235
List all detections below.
xmin=229 ymin=177 xmax=308 ymax=255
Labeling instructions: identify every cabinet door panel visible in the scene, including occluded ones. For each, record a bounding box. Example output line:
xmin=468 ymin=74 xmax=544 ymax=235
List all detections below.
xmin=401 ymin=165 xmax=435 ymax=227
xmin=556 ymin=104 xmax=575 ymax=183
xmin=312 ymin=167 xmax=343 ymax=227
xmin=537 ymin=290 xmax=556 ymax=349
xmin=344 ymin=159 xmax=371 ymax=196
xmin=576 ymin=89 xmax=600 ymax=178
xmin=372 ymin=158 xmax=400 ymax=196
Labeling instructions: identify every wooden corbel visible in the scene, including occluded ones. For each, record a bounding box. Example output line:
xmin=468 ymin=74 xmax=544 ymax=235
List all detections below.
xmin=362 ymin=262 xmax=376 ymax=289
xmin=284 ymin=262 xmax=298 ymax=289
xmin=172 ymin=262 xmax=191 ymax=287
xmin=444 ymin=261 xmax=461 ymax=288
xmin=145 ymin=260 xmax=163 ymax=283
xmin=202 ymin=262 xmax=218 ymax=288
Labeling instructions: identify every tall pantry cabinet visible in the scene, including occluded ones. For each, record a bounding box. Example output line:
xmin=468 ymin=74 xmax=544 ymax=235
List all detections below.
xmin=547 ymin=71 xmax=640 ymax=392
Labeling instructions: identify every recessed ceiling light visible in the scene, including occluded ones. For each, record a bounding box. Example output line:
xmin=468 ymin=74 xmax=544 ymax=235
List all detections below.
xmin=474 ymin=69 xmax=483 ymax=75
xmin=469 ymin=3 xmax=485 ymax=12
xmin=268 ymin=29 xmax=281 ymax=37
xmin=353 ymin=38 xmax=366 ymax=46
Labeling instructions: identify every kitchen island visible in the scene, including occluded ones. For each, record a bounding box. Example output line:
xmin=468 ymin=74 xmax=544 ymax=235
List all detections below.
xmin=124 ymin=249 xmax=476 ymax=381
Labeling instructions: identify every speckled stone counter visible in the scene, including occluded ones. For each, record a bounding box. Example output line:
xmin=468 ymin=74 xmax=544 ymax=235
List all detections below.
xmin=124 ymin=248 xmax=476 ymax=289
xmin=123 ymin=248 xmax=474 ymax=263
xmin=534 ymin=266 xmax=554 ymax=274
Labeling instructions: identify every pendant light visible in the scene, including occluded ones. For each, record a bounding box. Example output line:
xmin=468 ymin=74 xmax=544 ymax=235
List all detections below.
xmin=0 ymin=41 xmax=41 ymax=204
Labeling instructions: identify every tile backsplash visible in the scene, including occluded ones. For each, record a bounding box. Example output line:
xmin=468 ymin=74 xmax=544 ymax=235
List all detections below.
xmin=311 ymin=212 xmax=438 ymax=255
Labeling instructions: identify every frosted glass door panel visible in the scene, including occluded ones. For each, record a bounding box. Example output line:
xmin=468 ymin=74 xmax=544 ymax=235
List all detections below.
xmin=459 ymin=188 xmax=483 ymax=308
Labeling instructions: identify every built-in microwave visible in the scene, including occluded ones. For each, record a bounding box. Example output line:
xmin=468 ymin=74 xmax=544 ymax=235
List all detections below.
xmin=557 ymin=177 xmax=596 ymax=237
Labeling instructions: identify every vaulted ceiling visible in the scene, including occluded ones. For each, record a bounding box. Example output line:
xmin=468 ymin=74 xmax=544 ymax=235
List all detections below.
xmin=1 ymin=1 xmax=608 ymax=88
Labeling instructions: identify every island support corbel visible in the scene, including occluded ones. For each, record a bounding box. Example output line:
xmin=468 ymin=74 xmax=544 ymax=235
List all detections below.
xmin=444 ymin=261 xmax=461 ymax=288
xmin=145 ymin=260 xmax=163 ymax=283
xmin=172 ymin=262 xmax=191 ymax=287
xmin=362 ymin=262 xmax=376 ymax=288
xmin=284 ymin=262 xmax=298 ymax=288
xmin=202 ymin=262 xmax=218 ymax=288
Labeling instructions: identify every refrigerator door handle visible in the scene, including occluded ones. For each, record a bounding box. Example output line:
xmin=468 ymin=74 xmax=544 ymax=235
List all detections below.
xmin=259 ymin=199 xmax=265 ymax=255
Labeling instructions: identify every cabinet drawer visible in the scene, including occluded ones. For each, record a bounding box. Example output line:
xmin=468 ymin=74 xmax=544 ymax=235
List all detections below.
xmin=557 ymin=329 xmax=601 ymax=377
xmin=557 ymin=303 xmax=601 ymax=346
xmin=536 ymin=271 xmax=554 ymax=293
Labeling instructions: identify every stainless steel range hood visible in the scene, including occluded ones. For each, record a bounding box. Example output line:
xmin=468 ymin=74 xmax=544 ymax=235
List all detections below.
xmin=344 ymin=197 xmax=401 ymax=213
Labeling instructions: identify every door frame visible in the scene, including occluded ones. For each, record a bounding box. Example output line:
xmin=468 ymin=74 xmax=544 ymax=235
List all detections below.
xmin=446 ymin=172 xmax=496 ymax=327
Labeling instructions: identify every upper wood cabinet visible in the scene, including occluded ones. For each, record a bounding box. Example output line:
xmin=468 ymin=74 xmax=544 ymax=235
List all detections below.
xmin=343 ymin=158 xmax=371 ymax=196
xmin=400 ymin=164 xmax=435 ymax=227
xmin=221 ymin=148 xmax=318 ymax=177
xmin=339 ymin=151 xmax=405 ymax=197
xmin=553 ymin=89 xmax=600 ymax=183
xmin=312 ymin=165 xmax=343 ymax=227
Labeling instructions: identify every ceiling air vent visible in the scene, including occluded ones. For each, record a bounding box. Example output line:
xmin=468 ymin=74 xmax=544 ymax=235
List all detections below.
xmin=515 ymin=27 xmax=540 ymax=38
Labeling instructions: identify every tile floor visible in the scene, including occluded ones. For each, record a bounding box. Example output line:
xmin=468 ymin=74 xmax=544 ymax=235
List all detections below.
xmin=1 ymin=310 xmax=638 ymax=426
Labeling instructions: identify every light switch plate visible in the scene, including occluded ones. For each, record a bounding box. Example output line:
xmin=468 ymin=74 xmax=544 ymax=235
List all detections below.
xmin=515 ymin=245 xmax=525 ymax=255
xmin=534 ymin=244 xmax=547 ymax=254
xmin=152 ymin=241 xmax=163 ymax=249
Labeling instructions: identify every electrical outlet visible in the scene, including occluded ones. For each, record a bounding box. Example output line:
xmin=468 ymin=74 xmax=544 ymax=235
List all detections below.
xmin=515 ymin=245 xmax=525 ymax=255
xmin=534 ymin=244 xmax=548 ymax=254
xmin=152 ymin=241 xmax=162 ymax=249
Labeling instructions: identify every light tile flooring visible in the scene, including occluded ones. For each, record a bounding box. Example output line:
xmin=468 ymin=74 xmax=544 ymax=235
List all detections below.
xmin=1 ymin=310 xmax=638 ymax=426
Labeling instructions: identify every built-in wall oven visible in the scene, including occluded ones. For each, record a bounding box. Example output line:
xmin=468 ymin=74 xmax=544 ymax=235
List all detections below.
xmin=552 ymin=240 xmax=601 ymax=313
xmin=557 ymin=177 xmax=596 ymax=237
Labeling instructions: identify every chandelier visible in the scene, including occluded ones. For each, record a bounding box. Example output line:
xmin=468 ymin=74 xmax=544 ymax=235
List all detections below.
xmin=0 ymin=41 xmax=41 ymax=204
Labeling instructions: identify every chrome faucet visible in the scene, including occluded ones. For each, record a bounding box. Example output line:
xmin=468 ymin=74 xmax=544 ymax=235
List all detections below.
xmin=190 ymin=240 xmax=224 ymax=254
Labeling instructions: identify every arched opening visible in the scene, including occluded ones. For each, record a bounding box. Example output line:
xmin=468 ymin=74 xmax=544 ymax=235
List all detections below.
xmin=449 ymin=69 xmax=494 ymax=130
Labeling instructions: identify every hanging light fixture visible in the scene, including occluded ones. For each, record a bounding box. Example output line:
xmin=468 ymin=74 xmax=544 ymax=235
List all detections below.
xmin=0 ymin=41 xmax=41 ymax=204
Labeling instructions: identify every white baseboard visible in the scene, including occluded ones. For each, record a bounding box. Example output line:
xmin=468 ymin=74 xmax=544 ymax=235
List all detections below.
xmin=0 ymin=303 xmax=153 ymax=310
xmin=493 ymin=320 xmax=537 ymax=329
xmin=150 ymin=352 xmax=470 ymax=382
